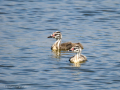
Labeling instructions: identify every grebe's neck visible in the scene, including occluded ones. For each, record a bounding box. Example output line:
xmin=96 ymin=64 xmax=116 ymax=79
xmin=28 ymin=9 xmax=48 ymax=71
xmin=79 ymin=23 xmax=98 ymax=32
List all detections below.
xmin=75 ymin=49 xmax=82 ymax=62
xmin=54 ymin=38 xmax=61 ymax=50
xmin=76 ymin=52 xmax=81 ymax=59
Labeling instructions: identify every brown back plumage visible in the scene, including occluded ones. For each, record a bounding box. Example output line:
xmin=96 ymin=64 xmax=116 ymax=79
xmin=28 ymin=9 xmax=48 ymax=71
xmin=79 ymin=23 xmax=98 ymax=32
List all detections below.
xmin=60 ymin=42 xmax=72 ymax=50
xmin=60 ymin=42 xmax=84 ymax=50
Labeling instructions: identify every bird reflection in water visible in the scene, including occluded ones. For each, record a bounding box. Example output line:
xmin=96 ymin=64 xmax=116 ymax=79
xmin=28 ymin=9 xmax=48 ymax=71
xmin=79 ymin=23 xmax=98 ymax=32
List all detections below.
xmin=72 ymin=63 xmax=81 ymax=67
xmin=51 ymin=50 xmax=61 ymax=59
xmin=70 ymin=60 xmax=87 ymax=67
xmin=52 ymin=50 xmax=69 ymax=58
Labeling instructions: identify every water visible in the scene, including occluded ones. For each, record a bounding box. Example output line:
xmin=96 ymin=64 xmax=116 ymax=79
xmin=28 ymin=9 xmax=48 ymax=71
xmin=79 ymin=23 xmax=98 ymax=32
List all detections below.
xmin=0 ymin=0 xmax=120 ymax=90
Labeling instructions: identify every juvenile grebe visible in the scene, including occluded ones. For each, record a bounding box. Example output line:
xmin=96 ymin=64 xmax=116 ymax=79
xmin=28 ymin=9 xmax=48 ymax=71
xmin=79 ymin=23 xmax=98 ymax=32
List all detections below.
xmin=48 ymin=31 xmax=83 ymax=51
xmin=69 ymin=45 xmax=87 ymax=63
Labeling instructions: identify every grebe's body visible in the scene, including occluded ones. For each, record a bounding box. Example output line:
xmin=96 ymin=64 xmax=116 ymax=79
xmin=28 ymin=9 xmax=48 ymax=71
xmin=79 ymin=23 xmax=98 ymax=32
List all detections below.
xmin=48 ymin=31 xmax=83 ymax=51
xmin=69 ymin=45 xmax=87 ymax=63
xmin=69 ymin=54 xmax=87 ymax=63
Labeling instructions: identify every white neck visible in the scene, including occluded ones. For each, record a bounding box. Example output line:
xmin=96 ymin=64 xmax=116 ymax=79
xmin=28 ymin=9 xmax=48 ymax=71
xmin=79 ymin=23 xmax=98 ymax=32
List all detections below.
xmin=75 ymin=50 xmax=81 ymax=62
xmin=76 ymin=52 xmax=81 ymax=58
xmin=54 ymin=39 xmax=61 ymax=50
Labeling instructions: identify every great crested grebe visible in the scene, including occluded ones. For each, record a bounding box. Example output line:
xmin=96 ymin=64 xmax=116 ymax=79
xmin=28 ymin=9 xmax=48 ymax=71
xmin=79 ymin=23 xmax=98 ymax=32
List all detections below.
xmin=69 ymin=45 xmax=87 ymax=63
xmin=48 ymin=31 xmax=83 ymax=51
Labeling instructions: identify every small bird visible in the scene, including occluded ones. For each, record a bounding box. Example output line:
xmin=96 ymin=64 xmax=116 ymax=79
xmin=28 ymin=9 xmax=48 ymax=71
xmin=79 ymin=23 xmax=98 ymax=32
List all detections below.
xmin=48 ymin=31 xmax=83 ymax=51
xmin=69 ymin=45 xmax=87 ymax=63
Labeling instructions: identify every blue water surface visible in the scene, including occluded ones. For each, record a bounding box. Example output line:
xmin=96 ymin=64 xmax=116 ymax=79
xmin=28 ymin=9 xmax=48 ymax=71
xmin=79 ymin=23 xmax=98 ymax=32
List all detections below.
xmin=0 ymin=0 xmax=120 ymax=90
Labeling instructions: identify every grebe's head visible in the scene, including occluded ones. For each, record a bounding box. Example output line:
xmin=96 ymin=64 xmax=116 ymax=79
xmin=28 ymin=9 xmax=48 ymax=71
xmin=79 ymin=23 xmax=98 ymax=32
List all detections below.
xmin=69 ymin=45 xmax=82 ymax=53
xmin=48 ymin=31 xmax=62 ymax=40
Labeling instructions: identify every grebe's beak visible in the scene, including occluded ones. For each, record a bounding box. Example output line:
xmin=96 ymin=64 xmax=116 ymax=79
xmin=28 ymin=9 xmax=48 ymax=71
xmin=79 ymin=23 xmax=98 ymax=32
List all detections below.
xmin=68 ymin=49 xmax=72 ymax=51
xmin=48 ymin=33 xmax=55 ymax=38
xmin=47 ymin=35 xmax=53 ymax=38
xmin=68 ymin=47 xmax=74 ymax=51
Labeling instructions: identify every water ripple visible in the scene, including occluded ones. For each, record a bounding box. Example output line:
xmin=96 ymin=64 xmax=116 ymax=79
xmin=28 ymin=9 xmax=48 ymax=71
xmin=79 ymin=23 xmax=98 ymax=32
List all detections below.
xmin=0 ymin=0 xmax=120 ymax=90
